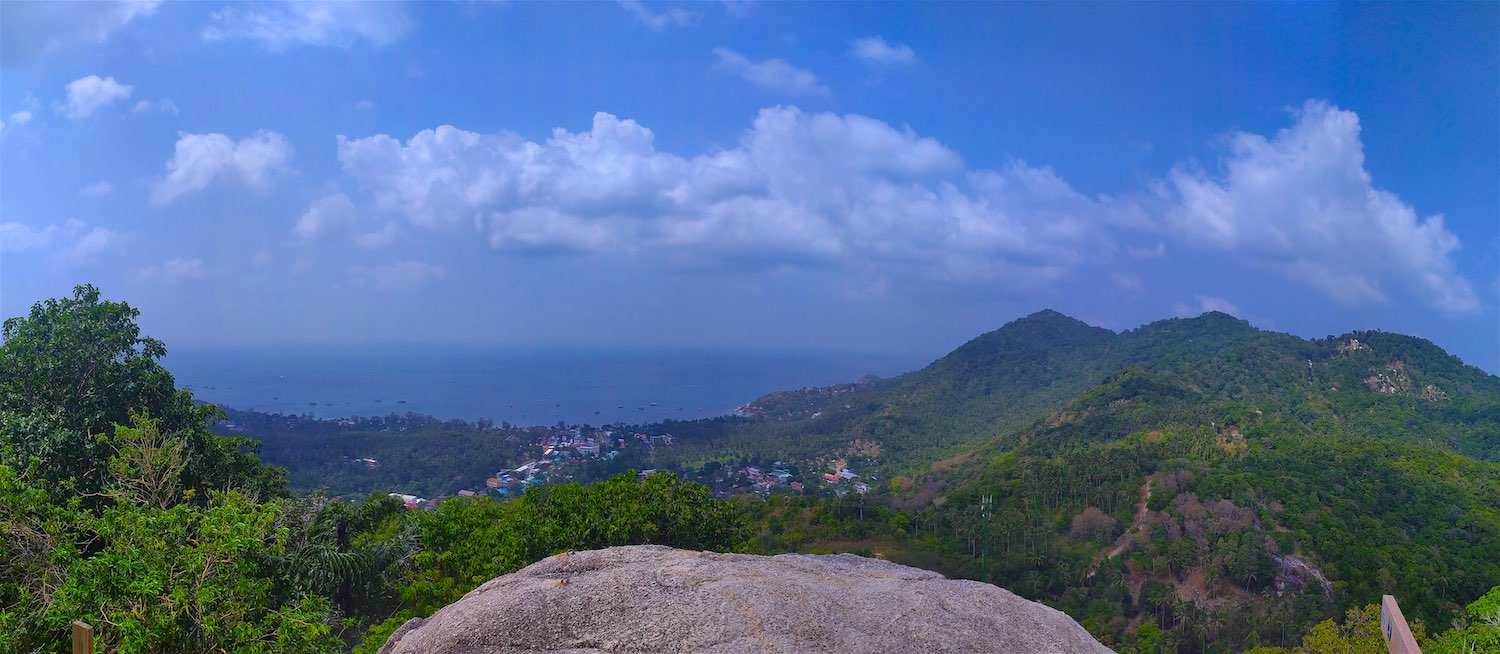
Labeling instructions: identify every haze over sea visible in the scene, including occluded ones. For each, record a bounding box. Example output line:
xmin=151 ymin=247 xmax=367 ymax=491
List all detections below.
xmin=164 ymin=346 xmax=920 ymax=426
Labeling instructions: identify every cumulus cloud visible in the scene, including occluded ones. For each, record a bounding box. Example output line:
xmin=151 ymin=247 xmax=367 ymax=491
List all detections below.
xmin=135 ymin=257 xmax=205 ymax=282
xmin=151 ymin=131 xmax=293 ymax=205
xmin=714 ymin=48 xmax=828 ymax=96
xmin=294 ymin=193 xmax=357 ymax=241
xmin=335 ymin=107 xmax=1120 ymax=288
xmin=1162 ymin=100 xmax=1477 ymax=311
xmin=326 ymin=101 xmax=1478 ymax=305
xmin=58 ymin=75 xmax=133 ymax=120
xmin=618 ymin=1 xmax=699 ymax=29
xmin=1 ymin=218 xmax=116 ymax=263
xmin=348 ymin=260 xmax=445 ymax=290
xmin=203 ymin=1 xmax=412 ymax=51
xmin=8 ymin=110 xmax=33 ymax=127
xmin=0 ymin=0 xmax=159 ymax=64
xmin=79 ymin=180 xmax=114 ymax=196
xmin=849 ymin=36 xmax=917 ymax=65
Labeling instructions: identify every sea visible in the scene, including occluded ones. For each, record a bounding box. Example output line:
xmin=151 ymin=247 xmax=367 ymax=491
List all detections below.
xmin=163 ymin=345 xmax=922 ymax=426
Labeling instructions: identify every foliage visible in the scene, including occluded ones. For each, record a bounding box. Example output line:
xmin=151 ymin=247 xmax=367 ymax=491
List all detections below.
xmin=0 ymin=285 xmax=284 ymax=504
xmin=394 ymin=471 xmax=743 ymax=616
xmin=0 ymin=464 xmax=338 ymax=653
xmin=1424 ymin=585 xmax=1500 ymax=654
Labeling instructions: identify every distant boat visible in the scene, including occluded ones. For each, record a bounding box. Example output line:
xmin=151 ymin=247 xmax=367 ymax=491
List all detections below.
xmin=398 ymin=400 xmax=407 ymax=404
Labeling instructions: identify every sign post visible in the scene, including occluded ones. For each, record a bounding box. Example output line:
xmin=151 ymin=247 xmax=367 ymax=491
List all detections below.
xmin=71 ymin=621 xmax=94 ymax=654
xmin=1379 ymin=595 xmax=1422 ymax=654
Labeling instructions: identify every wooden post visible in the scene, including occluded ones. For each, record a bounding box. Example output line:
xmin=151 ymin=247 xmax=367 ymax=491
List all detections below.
xmin=71 ymin=621 xmax=94 ymax=654
xmin=1379 ymin=595 xmax=1422 ymax=654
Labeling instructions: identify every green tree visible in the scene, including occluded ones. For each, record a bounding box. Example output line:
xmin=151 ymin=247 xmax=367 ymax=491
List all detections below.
xmin=0 ymin=285 xmax=283 ymax=502
xmin=1423 ymin=586 xmax=1500 ymax=654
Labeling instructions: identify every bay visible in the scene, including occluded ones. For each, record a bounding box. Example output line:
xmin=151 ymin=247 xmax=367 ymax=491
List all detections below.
xmin=163 ymin=345 xmax=918 ymax=426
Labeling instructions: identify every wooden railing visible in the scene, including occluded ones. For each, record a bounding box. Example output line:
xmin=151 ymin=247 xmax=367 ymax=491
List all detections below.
xmin=1380 ymin=595 xmax=1422 ymax=654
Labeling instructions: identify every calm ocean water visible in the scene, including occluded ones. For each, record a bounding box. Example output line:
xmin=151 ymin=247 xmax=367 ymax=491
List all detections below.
xmin=163 ymin=345 xmax=920 ymax=425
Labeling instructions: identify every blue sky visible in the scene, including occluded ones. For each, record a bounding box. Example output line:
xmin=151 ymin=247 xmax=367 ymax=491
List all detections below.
xmin=2 ymin=1 xmax=1497 ymax=372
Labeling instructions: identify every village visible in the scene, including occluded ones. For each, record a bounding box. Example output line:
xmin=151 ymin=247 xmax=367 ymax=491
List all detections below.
xmin=355 ymin=422 xmax=873 ymax=510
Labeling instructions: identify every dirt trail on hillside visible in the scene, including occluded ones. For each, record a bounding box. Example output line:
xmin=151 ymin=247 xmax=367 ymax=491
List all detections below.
xmin=1088 ymin=478 xmax=1151 ymax=577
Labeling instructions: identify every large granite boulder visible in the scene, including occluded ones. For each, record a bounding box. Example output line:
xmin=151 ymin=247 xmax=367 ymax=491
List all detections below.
xmin=379 ymin=545 xmax=1114 ymax=654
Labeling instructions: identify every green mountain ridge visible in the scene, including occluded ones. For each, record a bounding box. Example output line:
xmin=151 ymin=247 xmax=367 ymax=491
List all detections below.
xmin=706 ymin=310 xmax=1498 ymax=467
xmin=664 ymin=309 xmax=1500 ymax=651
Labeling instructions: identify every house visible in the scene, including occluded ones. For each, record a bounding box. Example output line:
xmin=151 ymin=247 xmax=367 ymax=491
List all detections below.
xmin=822 ymin=473 xmax=839 ymax=483
xmin=485 ymin=477 xmax=502 ymax=489
xmin=389 ymin=493 xmax=427 ymax=509
xmin=790 ymin=482 xmax=804 ymax=493
xmin=457 ymin=490 xmax=476 ymax=497
xmin=853 ymin=482 xmax=870 ymax=494
xmin=838 ymin=469 xmax=857 ymax=480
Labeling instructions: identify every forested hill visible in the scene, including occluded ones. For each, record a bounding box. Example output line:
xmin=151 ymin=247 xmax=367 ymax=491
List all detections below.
xmin=693 ymin=309 xmax=1499 ymax=466
xmin=666 ymin=309 xmax=1500 ymax=652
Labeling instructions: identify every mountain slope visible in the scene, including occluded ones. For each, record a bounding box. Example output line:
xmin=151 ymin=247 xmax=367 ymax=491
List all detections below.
xmin=678 ymin=311 xmax=1498 ymax=469
xmin=661 ymin=311 xmax=1500 ymax=652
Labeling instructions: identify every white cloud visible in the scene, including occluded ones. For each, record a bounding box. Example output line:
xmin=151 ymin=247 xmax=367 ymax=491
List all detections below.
xmin=8 ymin=110 xmax=33 ymax=126
xmin=335 ymin=106 xmax=1118 ymax=289
xmin=203 ymin=2 xmax=412 ymax=51
xmin=348 ymin=260 xmax=445 ymax=290
xmin=294 ymin=193 xmax=357 ymax=241
xmin=58 ymin=75 xmax=133 ymax=120
xmin=849 ymin=36 xmax=917 ymax=65
xmin=618 ymin=1 xmax=699 ymax=29
xmin=3 ymin=218 xmax=118 ymax=263
xmin=0 ymin=1 xmax=159 ymax=64
xmin=354 ymin=222 xmax=400 ymax=249
xmin=353 ymin=100 xmax=377 ymax=112
xmin=58 ymin=221 xmax=116 ymax=264
xmin=1172 ymin=295 xmax=1242 ymax=318
xmin=0 ymin=222 xmax=58 ymax=253
xmin=1162 ymin=100 xmax=1477 ymax=311
xmin=151 ymin=131 xmax=294 ymax=205
xmin=714 ymin=48 xmax=828 ymax=96
xmin=135 ymin=257 xmax=205 ymax=282
xmin=132 ymin=98 xmax=179 ymax=115
xmin=79 ymin=180 xmax=115 ymax=196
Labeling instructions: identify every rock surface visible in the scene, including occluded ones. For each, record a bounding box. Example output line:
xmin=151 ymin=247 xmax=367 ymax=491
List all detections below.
xmin=379 ymin=545 xmax=1115 ymax=654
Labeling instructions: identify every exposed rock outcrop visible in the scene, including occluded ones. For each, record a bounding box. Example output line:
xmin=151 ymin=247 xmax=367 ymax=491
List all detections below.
xmin=379 ymin=545 xmax=1115 ymax=654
